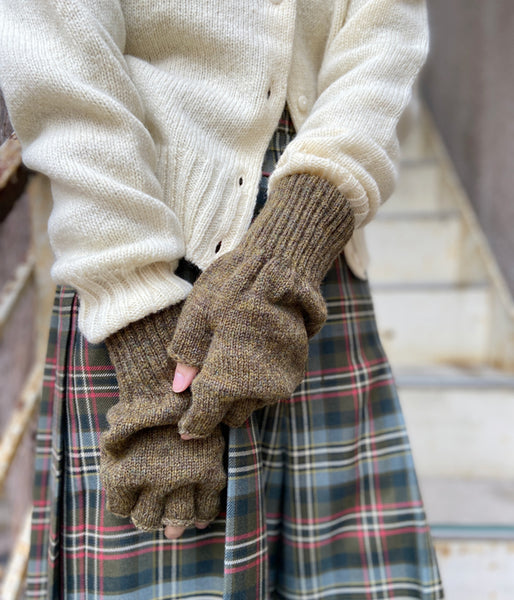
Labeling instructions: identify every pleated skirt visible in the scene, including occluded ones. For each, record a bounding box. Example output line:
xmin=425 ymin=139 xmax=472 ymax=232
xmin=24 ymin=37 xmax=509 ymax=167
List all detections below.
xmin=25 ymin=107 xmax=444 ymax=599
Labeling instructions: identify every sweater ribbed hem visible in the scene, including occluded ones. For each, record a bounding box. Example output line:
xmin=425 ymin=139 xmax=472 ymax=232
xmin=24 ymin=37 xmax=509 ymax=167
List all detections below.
xmin=268 ymin=150 xmax=373 ymax=230
xmin=67 ymin=262 xmax=192 ymax=343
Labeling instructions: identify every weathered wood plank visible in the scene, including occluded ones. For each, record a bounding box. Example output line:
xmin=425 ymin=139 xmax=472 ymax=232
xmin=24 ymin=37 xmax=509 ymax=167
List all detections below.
xmin=0 ymin=257 xmax=34 ymax=338
xmin=0 ymin=362 xmax=43 ymax=494
xmin=0 ymin=135 xmax=22 ymax=189
xmin=0 ymin=134 xmax=29 ymax=223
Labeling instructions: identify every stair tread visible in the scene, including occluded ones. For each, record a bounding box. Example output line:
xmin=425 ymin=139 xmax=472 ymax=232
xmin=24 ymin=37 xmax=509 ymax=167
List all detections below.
xmin=398 ymin=383 xmax=514 ymax=480
xmin=370 ymin=284 xmax=492 ymax=365
xmin=370 ymin=281 xmax=490 ymax=291
xmin=392 ymin=364 xmax=514 ymax=388
xmin=433 ymin=540 xmax=514 ymax=600
xmin=420 ymin=478 xmax=514 ymax=528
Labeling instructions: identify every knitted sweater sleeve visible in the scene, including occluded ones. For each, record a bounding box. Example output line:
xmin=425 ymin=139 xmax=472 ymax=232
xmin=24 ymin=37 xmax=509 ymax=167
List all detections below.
xmin=269 ymin=0 xmax=429 ymax=229
xmin=0 ymin=0 xmax=191 ymax=343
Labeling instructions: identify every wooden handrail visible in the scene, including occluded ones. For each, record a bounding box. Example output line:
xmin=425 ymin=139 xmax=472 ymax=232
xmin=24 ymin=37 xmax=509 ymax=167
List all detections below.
xmin=0 ymin=257 xmax=34 ymax=339
xmin=0 ymin=134 xmax=21 ymax=187
xmin=0 ymin=134 xmax=29 ymax=223
xmin=0 ymin=361 xmax=43 ymax=493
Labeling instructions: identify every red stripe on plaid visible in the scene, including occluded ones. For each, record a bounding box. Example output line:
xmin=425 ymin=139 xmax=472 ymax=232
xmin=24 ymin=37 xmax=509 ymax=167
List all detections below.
xmin=284 ymin=380 xmax=396 ymax=403
xmin=225 ymin=526 xmax=265 ymax=543
xmin=306 ymin=356 xmax=389 ymax=377
xmin=224 ymin=554 xmax=267 ymax=575
xmin=284 ymin=526 xmax=432 ymax=550
xmin=65 ymin=523 xmax=133 ymax=533
xmin=280 ymin=501 xmax=425 ymax=524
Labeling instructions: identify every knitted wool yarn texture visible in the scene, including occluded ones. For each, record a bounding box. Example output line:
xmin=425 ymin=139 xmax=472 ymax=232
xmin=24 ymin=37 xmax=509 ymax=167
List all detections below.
xmin=101 ymin=304 xmax=226 ymax=530
xmin=169 ymin=173 xmax=355 ymax=439
xmin=99 ymin=172 xmax=354 ymax=525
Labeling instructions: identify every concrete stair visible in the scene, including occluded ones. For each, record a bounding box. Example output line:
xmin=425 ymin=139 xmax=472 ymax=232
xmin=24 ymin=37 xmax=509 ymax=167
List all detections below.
xmin=366 ymin=105 xmax=514 ymax=599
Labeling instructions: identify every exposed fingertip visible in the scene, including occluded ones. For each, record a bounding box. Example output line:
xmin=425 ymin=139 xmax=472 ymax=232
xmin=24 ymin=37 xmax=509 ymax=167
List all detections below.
xmin=172 ymin=371 xmax=186 ymax=392
xmin=164 ymin=525 xmax=186 ymax=539
xmin=173 ymin=363 xmax=200 ymax=392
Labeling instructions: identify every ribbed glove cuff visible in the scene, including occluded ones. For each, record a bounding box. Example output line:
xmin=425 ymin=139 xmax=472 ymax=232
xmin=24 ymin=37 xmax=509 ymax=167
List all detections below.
xmin=241 ymin=173 xmax=355 ymax=284
xmin=105 ymin=304 xmax=181 ymax=394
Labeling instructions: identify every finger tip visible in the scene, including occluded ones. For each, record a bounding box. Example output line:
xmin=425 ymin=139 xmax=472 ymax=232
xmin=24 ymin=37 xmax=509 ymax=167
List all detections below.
xmin=172 ymin=373 xmax=185 ymax=392
xmin=164 ymin=525 xmax=186 ymax=540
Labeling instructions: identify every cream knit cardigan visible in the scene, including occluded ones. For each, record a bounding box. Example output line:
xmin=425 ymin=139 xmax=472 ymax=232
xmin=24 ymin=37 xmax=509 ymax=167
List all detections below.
xmin=0 ymin=0 xmax=428 ymax=343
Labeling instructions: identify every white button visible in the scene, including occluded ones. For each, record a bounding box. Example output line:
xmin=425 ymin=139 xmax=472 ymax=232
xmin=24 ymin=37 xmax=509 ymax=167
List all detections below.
xmin=269 ymin=0 xmax=283 ymax=4
xmin=297 ymin=95 xmax=309 ymax=112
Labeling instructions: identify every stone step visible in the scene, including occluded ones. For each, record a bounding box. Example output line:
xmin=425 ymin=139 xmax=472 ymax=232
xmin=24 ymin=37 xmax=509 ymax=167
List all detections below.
xmin=394 ymin=366 xmax=514 ymax=479
xmin=382 ymin=159 xmax=452 ymax=213
xmin=420 ymin=478 xmax=514 ymax=532
xmin=366 ymin=211 xmax=486 ymax=284
xmin=394 ymin=363 xmax=514 ymax=389
xmin=369 ymin=283 xmax=492 ymax=366
xmin=434 ymin=540 xmax=514 ymax=600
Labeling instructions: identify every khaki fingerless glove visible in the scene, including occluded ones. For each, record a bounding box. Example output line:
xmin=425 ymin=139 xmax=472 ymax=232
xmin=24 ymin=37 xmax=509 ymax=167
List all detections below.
xmin=168 ymin=173 xmax=355 ymax=439
xmin=100 ymin=305 xmax=226 ymax=530
xmin=100 ymin=424 xmax=226 ymax=530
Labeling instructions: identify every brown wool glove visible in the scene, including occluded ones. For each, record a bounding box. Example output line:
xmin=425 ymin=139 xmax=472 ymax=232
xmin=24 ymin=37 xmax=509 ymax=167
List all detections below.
xmin=168 ymin=173 xmax=355 ymax=439
xmin=100 ymin=305 xmax=226 ymax=530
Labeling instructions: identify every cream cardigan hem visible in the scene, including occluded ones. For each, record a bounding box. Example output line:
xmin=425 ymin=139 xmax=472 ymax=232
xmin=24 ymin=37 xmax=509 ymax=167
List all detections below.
xmin=0 ymin=0 xmax=428 ymax=342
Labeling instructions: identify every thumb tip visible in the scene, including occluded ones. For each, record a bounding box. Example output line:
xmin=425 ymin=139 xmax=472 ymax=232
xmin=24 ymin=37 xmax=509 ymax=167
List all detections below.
xmin=172 ymin=371 xmax=186 ymax=392
xmin=173 ymin=363 xmax=200 ymax=392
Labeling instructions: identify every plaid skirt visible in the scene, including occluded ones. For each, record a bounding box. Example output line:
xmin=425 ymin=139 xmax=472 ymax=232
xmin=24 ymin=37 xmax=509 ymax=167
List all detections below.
xmin=25 ymin=107 xmax=444 ymax=599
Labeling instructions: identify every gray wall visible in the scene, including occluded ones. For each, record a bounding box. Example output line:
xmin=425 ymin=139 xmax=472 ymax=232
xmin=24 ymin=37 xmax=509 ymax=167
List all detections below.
xmin=421 ymin=1 xmax=514 ymax=295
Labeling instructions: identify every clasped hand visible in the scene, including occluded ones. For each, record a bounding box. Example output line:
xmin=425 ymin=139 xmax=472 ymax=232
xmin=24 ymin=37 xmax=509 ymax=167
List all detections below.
xmin=101 ymin=175 xmax=351 ymax=541
xmin=167 ymin=251 xmax=325 ymax=439
xmin=101 ymin=251 xmax=324 ymax=541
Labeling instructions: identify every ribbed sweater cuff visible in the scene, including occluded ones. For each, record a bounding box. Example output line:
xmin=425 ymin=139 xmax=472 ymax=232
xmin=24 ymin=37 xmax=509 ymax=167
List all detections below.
xmin=242 ymin=174 xmax=355 ymax=283
xmin=105 ymin=304 xmax=180 ymax=387
xmin=71 ymin=262 xmax=192 ymax=344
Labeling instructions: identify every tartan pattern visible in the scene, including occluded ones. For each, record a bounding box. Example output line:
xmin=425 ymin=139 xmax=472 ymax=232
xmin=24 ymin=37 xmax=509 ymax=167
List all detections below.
xmin=25 ymin=105 xmax=444 ymax=599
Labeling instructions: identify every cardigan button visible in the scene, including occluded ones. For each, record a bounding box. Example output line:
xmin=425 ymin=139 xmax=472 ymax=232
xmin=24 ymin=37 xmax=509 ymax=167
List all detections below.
xmin=297 ymin=95 xmax=309 ymax=112
xmin=269 ymin=0 xmax=283 ymax=4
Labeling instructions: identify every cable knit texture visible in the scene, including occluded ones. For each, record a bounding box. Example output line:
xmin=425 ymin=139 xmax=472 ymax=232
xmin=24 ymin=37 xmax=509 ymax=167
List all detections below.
xmin=102 ymin=304 xmax=226 ymax=530
xmin=0 ymin=0 xmax=429 ymax=342
xmin=168 ymin=173 xmax=355 ymax=439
